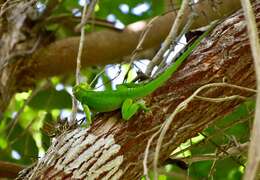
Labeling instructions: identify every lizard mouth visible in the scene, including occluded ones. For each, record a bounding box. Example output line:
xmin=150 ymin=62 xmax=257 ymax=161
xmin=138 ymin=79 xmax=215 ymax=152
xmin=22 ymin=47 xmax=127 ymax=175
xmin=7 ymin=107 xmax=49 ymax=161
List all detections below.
xmin=72 ymin=86 xmax=80 ymax=94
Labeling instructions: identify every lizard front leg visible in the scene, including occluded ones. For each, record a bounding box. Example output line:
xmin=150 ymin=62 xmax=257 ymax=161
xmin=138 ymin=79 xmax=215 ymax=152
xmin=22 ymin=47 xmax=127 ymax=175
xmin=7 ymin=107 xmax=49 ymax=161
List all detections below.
xmin=82 ymin=104 xmax=92 ymax=125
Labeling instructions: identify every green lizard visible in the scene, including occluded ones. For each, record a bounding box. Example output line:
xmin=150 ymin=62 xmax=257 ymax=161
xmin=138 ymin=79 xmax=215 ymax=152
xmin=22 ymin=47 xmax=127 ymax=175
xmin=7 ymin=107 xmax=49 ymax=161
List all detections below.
xmin=73 ymin=22 xmax=217 ymax=121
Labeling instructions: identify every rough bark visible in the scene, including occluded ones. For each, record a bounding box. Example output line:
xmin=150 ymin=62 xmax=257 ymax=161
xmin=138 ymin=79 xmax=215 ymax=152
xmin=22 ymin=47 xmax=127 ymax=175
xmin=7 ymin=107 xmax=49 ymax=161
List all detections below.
xmin=0 ymin=0 xmax=245 ymax=115
xmin=16 ymin=2 xmax=260 ymax=179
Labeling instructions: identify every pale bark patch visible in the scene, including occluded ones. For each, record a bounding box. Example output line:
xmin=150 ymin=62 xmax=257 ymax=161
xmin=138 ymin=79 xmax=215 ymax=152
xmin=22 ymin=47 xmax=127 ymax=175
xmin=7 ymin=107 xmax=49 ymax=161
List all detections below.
xmin=26 ymin=128 xmax=123 ymax=179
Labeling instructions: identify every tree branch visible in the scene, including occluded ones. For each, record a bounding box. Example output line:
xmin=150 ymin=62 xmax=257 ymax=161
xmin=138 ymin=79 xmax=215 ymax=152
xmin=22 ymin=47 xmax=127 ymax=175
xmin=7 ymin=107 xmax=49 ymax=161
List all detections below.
xmin=0 ymin=161 xmax=24 ymax=178
xmin=18 ymin=0 xmax=243 ymax=79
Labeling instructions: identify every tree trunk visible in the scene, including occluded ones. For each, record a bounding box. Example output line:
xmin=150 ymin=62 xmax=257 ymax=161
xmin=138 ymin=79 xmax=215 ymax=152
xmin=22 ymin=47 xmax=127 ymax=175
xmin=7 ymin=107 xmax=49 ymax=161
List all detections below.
xmin=16 ymin=2 xmax=259 ymax=179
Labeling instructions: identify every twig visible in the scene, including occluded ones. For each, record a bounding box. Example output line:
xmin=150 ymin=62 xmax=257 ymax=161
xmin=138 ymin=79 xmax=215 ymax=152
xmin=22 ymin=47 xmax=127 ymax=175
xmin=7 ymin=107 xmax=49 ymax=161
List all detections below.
xmin=74 ymin=0 xmax=98 ymax=32
xmin=123 ymin=16 xmax=159 ymax=82
xmin=145 ymin=0 xmax=189 ymax=77
xmin=208 ymin=149 xmax=217 ymax=178
xmin=89 ymin=66 xmax=106 ymax=87
xmin=136 ymin=125 xmax=160 ymax=139
xmin=94 ymin=65 xmax=122 ymax=89
xmin=153 ymin=82 xmax=256 ymax=179
xmin=172 ymin=112 xmax=253 ymax=157
xmin=70 ymin=0 xmax=89 ymax=124
xmin=172 ymin=142 xmax=249 ymax=164
xmin=143 ymin=130 xmax=160 ymax=180
xmin=155 ymin=11 xmax=197 ymax=75
xmin=200 ymin=132 xmax=245 ymax=167
xmin=195 ymin=95 xmax=246 ymax=102
xmin=240 ymin=1 xmax=260 ymax=180
xmin=0 ymin=0 xmax=20 ymax=16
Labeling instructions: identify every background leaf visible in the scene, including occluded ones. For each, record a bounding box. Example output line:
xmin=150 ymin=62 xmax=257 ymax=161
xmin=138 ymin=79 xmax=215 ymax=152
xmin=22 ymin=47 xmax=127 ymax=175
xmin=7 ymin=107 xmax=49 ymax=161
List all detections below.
xmin=28 ymin=89 xmax=72 ymax=110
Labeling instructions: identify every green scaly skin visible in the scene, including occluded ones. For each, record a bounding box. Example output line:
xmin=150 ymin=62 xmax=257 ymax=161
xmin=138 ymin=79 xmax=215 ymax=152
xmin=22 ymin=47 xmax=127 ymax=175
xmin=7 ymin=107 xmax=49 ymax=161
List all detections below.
xmin=73 ymin=22 xmax=217 ymax=121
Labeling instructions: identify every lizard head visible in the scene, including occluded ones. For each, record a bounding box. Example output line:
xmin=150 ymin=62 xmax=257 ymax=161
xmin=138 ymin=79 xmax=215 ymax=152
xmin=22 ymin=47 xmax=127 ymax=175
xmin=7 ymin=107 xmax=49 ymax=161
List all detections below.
xmin=72 ymin=83 xmax=91 ymax=100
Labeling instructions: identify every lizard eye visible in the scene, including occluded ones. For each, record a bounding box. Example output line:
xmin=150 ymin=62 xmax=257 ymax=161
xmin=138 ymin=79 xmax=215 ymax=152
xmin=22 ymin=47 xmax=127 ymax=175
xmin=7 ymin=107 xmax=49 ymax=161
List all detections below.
xmin=72 ymin=83 xmax=90 ymax=98
xmin=79 ymin=83 xmax=90 ymax=89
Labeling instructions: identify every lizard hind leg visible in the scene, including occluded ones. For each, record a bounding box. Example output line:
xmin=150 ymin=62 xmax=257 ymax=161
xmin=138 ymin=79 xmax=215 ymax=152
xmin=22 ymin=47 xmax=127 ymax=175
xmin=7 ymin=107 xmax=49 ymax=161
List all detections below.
xmin=121 ymin=98 xmax=149 ymax=121
xmin=83 ymin=104 xmax=92 ymax=125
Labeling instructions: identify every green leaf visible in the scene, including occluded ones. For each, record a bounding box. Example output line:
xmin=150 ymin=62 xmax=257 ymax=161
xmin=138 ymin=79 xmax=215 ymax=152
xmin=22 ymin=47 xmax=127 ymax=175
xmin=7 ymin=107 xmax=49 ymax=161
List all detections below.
xmin=28 ymin=89 xmax=72 ymax=110
xmin=9 ymin=124 xmax=38 ymax=164
xmin=53 ymin=0 xmax=81 ymax=15
xmin=0 ymin=118 xmax=8 ymax=149
xmin=151 ymin=0 xmax=164 ymax=16
xmin=41 ymin=112 xmax=52 ymax=150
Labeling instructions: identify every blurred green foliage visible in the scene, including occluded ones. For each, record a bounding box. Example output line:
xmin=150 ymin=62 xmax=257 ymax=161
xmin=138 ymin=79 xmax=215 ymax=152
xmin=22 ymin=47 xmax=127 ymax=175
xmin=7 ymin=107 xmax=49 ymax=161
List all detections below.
xmin=28 ymin=89 xmax=72 ymax=110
